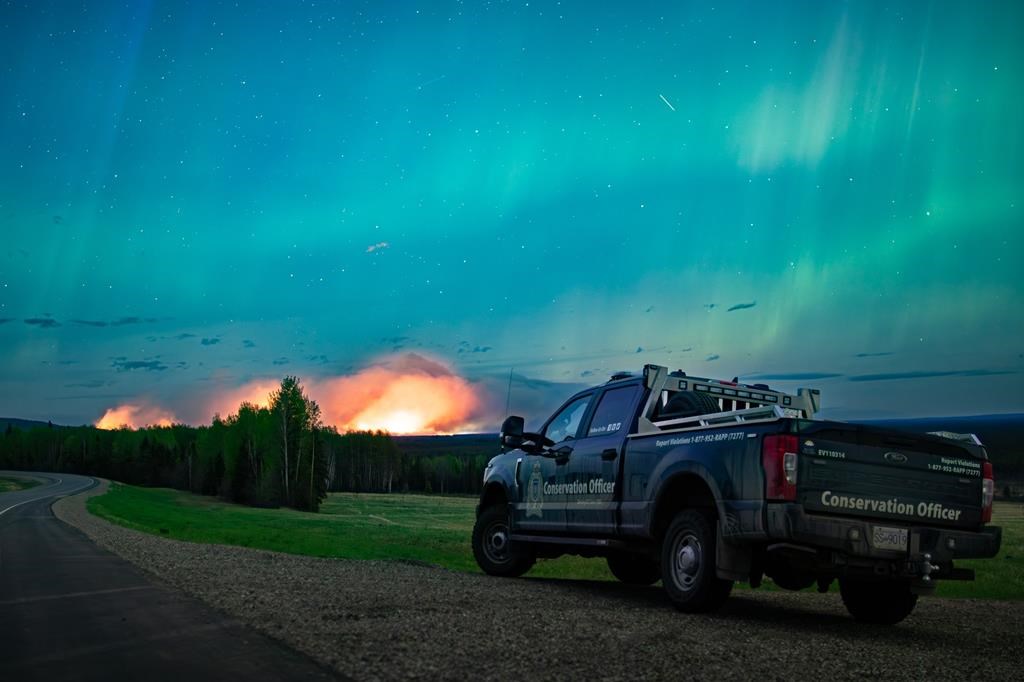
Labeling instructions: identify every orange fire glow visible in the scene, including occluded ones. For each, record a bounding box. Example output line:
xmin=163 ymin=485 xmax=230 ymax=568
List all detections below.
xmin=205 ymin=380 xmax=278 ymax=419
xmin=95 ymin=404 xmax=177 ymax=429
xmin=95 ymin=354 xmax=485 ymax=434
xmin=315 ymin=365 xmax=481 ymax=434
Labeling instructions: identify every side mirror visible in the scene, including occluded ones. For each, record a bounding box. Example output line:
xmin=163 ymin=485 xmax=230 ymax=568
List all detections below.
xmin=500 ymin=415 xmax=525 ymax=449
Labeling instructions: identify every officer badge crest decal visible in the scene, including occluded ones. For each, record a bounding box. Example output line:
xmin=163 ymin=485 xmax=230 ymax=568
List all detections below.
xmin=525 ymin=462 xmax=543 ymax=518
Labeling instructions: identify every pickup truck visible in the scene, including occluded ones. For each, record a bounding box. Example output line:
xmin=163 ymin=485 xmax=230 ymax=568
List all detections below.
xmin=472 ymin=365 xmax=1002 ymax=624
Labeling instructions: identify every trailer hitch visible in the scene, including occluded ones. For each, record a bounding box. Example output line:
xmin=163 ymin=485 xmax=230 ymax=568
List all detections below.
xmin=908 ymin=553 xmax=941 ymax=582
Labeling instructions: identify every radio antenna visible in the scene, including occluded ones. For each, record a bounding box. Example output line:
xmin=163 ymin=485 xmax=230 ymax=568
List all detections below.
xmin=505 ymin=367 xmax=514 ymax=417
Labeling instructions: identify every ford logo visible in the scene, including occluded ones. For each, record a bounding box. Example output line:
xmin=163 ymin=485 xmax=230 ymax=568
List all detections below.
xmin=884 ymin=451 xmax=908 ymax=464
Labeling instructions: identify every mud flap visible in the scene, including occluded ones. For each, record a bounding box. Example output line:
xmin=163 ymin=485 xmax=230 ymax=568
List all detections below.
xmin=716 ymin=523 xmax=752 ymax=581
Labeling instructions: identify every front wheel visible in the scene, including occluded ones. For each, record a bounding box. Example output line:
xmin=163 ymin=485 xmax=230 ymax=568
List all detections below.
xmin=472 ymin=505 xmax=535 ymax=577
xmin=660 ymin=510 xmax=733 ymax=612
xmin=839 ymin=578 xmax=918 ymax=624
xmin=607 ymin=552 xmax=661 ymax=586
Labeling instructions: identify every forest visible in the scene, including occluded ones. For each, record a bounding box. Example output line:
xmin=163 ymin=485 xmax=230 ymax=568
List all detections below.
xmin=0 ymin=376 xmax=493 ymax=512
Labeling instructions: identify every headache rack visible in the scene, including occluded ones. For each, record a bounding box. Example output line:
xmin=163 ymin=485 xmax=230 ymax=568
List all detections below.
xmin=634 ymin=364 xmax=821 ymax=437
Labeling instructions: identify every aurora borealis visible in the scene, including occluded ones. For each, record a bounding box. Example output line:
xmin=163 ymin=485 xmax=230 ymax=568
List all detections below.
xmin=1 ymin=1 xmax=1021 ymax=430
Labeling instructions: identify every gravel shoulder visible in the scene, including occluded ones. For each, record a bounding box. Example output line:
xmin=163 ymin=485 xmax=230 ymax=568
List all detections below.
xmin=55 ymin=481 xmax=1023 ymax=681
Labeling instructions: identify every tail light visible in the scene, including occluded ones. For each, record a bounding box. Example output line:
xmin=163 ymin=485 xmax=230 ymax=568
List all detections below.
xmin=763 ymin=434 xmax=799 ymax=501
xmin=982 ymin=461 xmax=994 ymax=524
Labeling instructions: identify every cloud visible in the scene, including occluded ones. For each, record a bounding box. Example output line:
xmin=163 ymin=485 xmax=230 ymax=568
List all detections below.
xmin=706 ymin=354 xmax=720 ymax=361
xmin=70 ymin=316 xmax=157 ymax=328
xmin=242 ymin=339 xmax=256 ymax=348
xmin=635 ymin=347 xmax=644 ymax=353
xmin=96 ymin=403 xmax=177 ymax=429
xmin=272 ymin=357 xmax=290 ymax=365
xmin=855 ymin=352 xmax=894 ymax=358
xmin=0 ymin=318 xmax=13 ymax=324
xmin=727 ymin=301 xmax=757 ymax=312
xmin=745 ymin=372 xmax=844 ymax=381
xmin=307 ymin=354 xmax=330 ymax=364
xmin=201 ymin=337 xmax=221 ymax=346
xmin=111 ymin=357 xmax=168 ymax=372
xmin=174 ymin=333 xmax=196 ymax=340
xmin=24 ymin=317 xmax=60 ymax=328
xmin=848 ymin=369 xmax=1017 ymax=382
xmin=458 ymin=345 xmax=492 ymax=354
xmin=644 ymin=306 xmax=654 ymax=313
xmin=704 ymin=303 xmax=717 ymax=311
xmin=366 ymin=241 xmax=390 ymax=253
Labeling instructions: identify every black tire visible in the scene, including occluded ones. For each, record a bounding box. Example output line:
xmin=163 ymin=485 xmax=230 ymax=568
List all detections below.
xmin=839 ymin=578 xmax=918 ymax=625
xmin=659 ymin=391 xmax=721 ymax=420
xmin=607 ymin=552 xmax=661 ymax=586
xmin=472 ymin=505 xmax=535 ymax=577
xmin=661 ymin=510 xmax=733 ymax=612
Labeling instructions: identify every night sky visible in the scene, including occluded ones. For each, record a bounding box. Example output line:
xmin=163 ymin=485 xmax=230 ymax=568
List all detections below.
xmin=1 ymin=1 xmax=1021 ymax=431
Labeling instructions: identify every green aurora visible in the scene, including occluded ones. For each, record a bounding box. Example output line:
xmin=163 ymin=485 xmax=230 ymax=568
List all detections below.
xmin=0 ymin=1 xmax=1021 ymax=427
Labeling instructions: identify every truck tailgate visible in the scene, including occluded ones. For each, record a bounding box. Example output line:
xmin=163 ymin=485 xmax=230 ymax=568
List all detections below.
xmin=796 ymin=423 xmax=985 ymax=530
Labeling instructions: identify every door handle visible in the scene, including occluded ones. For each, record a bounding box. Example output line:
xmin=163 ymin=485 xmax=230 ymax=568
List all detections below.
xmin=601 ymin=448 xmax=618 ymax=461
xmin=552 ymin=444 xmax=573 ymax=465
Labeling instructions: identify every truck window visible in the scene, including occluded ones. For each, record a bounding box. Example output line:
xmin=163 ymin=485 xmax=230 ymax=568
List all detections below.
xmin=586 ymin=385 xmax=639 ymax=437
xmin=543 ymin=395 xmax=592 ymax=443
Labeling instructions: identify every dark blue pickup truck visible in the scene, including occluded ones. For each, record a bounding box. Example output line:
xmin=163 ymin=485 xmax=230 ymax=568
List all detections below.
xmin=472 ymin=364 xmax=1001 ymax=624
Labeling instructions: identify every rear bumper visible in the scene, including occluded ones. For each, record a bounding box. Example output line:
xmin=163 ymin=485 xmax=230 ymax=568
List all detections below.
xmin=765 ymin=503 xmax=1002 ymax=563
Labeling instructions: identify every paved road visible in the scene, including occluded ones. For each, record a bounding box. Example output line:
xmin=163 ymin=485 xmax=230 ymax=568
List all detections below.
xmin=0 ymin=471 xmax=340 ymax=682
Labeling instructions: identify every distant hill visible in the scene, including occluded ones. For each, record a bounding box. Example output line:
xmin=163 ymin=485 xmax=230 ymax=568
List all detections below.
xmin=392 ymin=433 xmax=498 ymax=459
xmin=0 ymin=417 xmax=64 ymax=431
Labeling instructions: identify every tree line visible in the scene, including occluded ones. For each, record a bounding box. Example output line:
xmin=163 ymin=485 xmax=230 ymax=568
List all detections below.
xmin=0 ymin=377 xmax=495 ymax=511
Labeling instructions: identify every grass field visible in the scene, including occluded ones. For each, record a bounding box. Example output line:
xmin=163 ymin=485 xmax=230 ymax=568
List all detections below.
xmin=88 ymin=485 xmax=613 ymax=580
xmin=0 ymin=476 xmax=41 ymax=493
xmin=88 ymin=485 xmax=1022 ymax=599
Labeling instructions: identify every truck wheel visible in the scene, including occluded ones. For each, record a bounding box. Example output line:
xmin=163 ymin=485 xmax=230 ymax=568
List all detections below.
xmin=839 ymin=578 xmax=918 ymax=624
xmin=606 ymin=552 xmax=661 ymax=586
xmin=472 ymin=505 xmax=535 ymax=577
xmin=661 ymin=510 xmax=733 ymax=612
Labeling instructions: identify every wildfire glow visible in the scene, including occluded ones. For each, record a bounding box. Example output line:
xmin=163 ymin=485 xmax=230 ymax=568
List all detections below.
xmin=95 ymin=404 xmax=177 ymax=429
xmin=206 ymin=380 xmax=277 ymax=419
xmin=320 ymin=364 xmax=480 ymax=434
xmin=95 ymin=353 xmax=484 ymax=434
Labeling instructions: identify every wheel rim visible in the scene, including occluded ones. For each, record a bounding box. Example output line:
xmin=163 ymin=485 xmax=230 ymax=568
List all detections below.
xmin=483 ymin=520 xmax=511 ymax=564
xmin=671 ymin=531 xmax=703 ymax=592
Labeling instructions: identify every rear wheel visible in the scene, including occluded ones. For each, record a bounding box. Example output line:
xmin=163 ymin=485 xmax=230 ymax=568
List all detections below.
xmin=660 ymin=510 xmax=733 ymax=612
xmin=472 ymin=505 xmax=535 ymax=577
xmin=839 ymin=578 xmax=918 ymax=624
xmin=607 ymin=552 xmax=661 ymax=586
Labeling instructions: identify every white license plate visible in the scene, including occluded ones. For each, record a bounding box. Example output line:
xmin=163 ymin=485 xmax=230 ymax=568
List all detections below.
xmin=871 ymin=526 xmax=909 ymax=551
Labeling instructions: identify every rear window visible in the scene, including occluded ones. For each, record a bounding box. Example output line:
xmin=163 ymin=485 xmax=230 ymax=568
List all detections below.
xmin=587 ymin=386 xmax=639 ymax=437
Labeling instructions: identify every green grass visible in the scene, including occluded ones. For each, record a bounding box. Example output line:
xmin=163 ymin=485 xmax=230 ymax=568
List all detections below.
xmin=940 ymin=502 xmax=1024 ymax=599
xmin=88 ymin=484 xmax=612 ymax=580
xmin=88 ymin=485 xmax=1022 ymax=599
xmin=0 ymin=476 xmax=41 ymax=493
